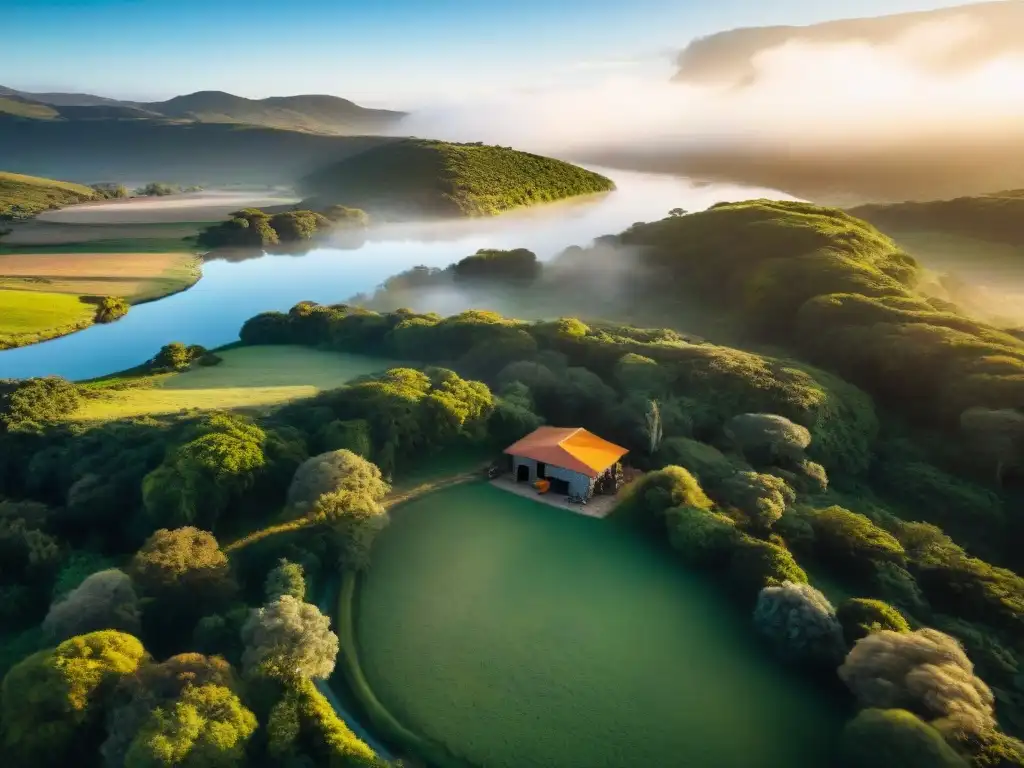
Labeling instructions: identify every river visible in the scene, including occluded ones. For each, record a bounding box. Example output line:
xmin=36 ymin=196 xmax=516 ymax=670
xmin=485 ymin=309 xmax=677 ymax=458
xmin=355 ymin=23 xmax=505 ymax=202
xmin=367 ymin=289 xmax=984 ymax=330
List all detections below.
xmin=0 ymin=169 xmax=794 ymax=381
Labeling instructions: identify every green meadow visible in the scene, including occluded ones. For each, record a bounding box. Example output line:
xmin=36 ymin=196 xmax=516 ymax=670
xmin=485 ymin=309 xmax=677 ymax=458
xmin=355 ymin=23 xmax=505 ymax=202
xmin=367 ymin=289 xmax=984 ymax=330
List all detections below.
xmin=356 ymin=482 xmax=844 ymax=768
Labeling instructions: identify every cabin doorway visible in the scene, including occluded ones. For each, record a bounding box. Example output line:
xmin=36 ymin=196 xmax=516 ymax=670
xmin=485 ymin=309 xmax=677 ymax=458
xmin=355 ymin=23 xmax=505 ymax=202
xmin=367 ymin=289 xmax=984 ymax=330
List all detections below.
xmin=536 ymin=462 xmax=547 ymax=479
xmin=516 ymin=464 xmax=530 ymax=482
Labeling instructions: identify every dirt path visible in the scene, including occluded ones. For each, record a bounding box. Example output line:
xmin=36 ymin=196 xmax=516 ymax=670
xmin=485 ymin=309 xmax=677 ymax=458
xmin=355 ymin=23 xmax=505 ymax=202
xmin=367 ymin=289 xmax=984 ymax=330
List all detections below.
xmin=224 ymin=467 xmax=484 ymax=554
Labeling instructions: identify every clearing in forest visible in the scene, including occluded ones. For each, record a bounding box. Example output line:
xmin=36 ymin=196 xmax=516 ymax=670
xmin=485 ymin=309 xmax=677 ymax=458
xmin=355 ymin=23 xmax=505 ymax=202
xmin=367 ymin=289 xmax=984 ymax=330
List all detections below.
xmin=74 ymin=346 xmax=406 ymax=420
xmin=353 ymin=482 xmax=844 ymax=768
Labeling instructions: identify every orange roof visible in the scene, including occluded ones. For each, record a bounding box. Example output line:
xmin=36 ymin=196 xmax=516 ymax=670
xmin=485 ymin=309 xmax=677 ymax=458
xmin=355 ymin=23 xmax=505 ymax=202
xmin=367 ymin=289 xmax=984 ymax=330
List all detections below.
xmin=504 ymin=426 xmax=628 ymax=478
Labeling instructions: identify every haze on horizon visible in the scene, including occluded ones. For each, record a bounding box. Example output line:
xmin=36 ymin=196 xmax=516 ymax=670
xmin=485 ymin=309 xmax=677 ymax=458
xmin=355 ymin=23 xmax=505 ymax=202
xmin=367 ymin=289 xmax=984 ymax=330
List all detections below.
xmin=2 ymin=0 xmax=1004 ymax=107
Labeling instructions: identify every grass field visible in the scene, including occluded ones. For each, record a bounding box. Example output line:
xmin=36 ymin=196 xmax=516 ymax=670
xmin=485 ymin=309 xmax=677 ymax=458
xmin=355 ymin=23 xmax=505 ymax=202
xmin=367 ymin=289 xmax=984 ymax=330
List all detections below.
xmin=355 ymin=483 xmax=843 ymax=768
xmin=0 ymin=220 xmax=206 ymax=248
xmin=0 ymin=252 xmax=201 ymax=303
xmin=0 ymin=171 xmax=97 ymax=220
xmin=0 ymin=289 xmax=95 ymax=348
xmin=73 ymin=346 xmax=405 ymax=420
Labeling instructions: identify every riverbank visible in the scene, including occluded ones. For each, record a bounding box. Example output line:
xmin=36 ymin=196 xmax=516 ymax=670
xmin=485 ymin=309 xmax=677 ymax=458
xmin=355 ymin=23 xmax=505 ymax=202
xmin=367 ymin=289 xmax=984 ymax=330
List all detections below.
xmin=0 ymin=252 xmax=202 ymax=350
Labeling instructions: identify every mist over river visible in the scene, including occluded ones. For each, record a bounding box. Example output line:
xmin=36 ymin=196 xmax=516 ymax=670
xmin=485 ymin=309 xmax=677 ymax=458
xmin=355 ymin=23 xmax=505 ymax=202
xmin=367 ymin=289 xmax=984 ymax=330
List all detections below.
xmin=0 ymin=169 xmax=795 ymax=381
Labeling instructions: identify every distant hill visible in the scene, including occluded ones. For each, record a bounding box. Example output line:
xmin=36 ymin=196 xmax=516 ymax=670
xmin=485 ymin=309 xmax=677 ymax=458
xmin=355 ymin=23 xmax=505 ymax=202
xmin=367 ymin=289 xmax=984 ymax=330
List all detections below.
xmin=0 ymin=171 xmax=97 ymax=220
xmin=849 ymin=190 xmax=1024 ymax=247
xmin=299 ymin=139 xmax=616 ymax=219
xmin=0 ymin=119 xmax=398 ymax=186
xmin=140 ymin=91 xmax=404 ymax=134
xmin=673 ymin=1 xmax=1024 ymax=87
xmin=0 ymin=85 xmax=405 ymax=135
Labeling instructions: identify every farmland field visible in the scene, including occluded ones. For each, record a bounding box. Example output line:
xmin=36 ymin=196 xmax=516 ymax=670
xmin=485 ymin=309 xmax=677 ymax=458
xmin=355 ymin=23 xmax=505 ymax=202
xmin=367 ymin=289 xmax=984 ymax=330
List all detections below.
xmin=0 ymin=289 xmax=95 ymax=348
xmin=0 ymin=220 xmax=206 ymax=248
xmin=73 ymin=345 xmax=406 ymax=420
xmin=0 ymin=251 xmax=200 ymax=302
xmin=356 ymin=482 xmax=844 ymax=768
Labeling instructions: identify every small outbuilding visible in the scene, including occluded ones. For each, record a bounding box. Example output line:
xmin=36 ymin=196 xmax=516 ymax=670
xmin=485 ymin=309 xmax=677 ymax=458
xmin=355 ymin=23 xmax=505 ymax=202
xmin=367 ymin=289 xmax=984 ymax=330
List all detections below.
xmin=504 ymin=426 xmax=628 ymax=499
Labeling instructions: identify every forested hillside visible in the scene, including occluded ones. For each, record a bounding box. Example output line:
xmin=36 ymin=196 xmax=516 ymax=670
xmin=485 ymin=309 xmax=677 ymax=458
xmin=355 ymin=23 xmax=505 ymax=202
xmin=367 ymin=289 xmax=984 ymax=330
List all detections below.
xmin=300 ymin=139 xmax=615 ymax=218
xmin=850 ymin=191 xmax=1024 ymax=248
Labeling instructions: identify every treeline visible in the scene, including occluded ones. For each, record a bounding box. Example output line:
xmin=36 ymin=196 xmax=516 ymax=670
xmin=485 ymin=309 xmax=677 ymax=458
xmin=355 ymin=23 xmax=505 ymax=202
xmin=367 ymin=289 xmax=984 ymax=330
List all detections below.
xmin=850 ymin=191 xmax=1024 ymax=248
xmin=0 ymin=360 xmax=500 ymax=766
xmin=608 ymin=200 xmax=1023 ymax=428
xmin=197 ymin=205 xmax=368 ymax=250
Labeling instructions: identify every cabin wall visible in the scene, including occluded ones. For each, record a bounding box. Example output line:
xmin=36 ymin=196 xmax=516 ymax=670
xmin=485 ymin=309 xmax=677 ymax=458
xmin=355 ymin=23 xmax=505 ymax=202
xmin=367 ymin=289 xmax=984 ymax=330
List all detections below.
xmin=510 ymin=455 xmax=593 ymax=497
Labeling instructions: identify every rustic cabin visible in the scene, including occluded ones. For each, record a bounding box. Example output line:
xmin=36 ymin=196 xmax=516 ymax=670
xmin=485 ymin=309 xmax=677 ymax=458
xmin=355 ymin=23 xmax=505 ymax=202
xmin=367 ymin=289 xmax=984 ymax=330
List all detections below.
xmin=503 ymin=426 xmax=628 ymax=499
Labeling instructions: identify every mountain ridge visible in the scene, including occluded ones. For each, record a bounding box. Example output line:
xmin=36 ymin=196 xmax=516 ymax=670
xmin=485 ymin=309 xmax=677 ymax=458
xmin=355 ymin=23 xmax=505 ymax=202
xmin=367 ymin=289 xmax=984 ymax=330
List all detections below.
xmin=0 ymin=85 xmax=405 ymax=135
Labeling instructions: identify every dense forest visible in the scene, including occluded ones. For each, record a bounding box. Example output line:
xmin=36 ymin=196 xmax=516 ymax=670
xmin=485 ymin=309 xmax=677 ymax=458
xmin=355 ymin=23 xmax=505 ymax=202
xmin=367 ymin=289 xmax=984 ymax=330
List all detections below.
xmin=299 ymin=139 xmax=615 ymax=219
xmin=1 ymin=200 xmax=1022 ymax=767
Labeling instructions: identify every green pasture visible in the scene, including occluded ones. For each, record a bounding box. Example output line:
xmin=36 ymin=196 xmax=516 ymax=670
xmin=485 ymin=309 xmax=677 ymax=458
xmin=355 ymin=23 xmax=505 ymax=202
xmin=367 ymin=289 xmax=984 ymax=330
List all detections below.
xmin=73 ymin=345 xmax=406 ymax=420
xmin=0 ymin=289 xmax=95 ymax=349
xmin=355 ymin=482 xmax=844 ymax=768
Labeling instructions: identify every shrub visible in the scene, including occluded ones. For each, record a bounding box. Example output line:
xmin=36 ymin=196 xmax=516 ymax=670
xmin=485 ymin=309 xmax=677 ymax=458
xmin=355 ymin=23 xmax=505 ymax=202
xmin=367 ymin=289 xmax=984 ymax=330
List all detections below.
xmin=452 ymin=248 xmax=541 ymax=283
xmin=664 ymin=505 xmax=739 ymax=567
xmin=729 ymin=536 xmax=808 ymax=600
xmin=840 ymin=708 xmax=968 ymax=768
xmin=718 ymin=471 xmax=795 ymax=531
xmin=149 ymin=342 xmax=192 ymax=371
xmin=753 ymin=581 xmax=845 ymax=665
xmin=837 ymin=598 xmax=911 ymax=645
xmin=812 ymin=506 xmax=906 ymax=578
xmin=93 ymin=296 xmax=129 ymax=324
xmin=615 ymin=465 xmax=712 ymax=527
xmin=241 ymin=596 xmax=339 ymax=682
xmin=838 ymin=628 xmax=996 ymax=738
xmin=320 ymin=204 xmax=369 ymax=227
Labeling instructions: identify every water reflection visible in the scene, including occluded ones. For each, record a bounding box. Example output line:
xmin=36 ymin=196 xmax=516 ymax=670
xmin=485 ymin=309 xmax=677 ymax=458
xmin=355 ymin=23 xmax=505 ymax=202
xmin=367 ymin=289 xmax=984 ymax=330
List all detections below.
xmin=0 ymin=169 xmax=793 ymax=381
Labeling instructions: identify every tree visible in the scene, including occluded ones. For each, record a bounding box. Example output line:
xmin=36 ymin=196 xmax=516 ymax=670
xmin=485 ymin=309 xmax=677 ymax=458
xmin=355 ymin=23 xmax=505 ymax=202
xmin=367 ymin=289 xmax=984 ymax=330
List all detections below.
xmin=840 ymin=708 xmax=968 ymax=768
xmin=645 ymin=399 xmax=663 ymax=456
xmin=753 ymin=580 xmax=845 ymax=666
xmin=270 ymin=210 xmax=330 ymax=242
xmin=729 ymin=536 xmax=808 ymax=599
xmin=150 ymin=342 xmax=192 ymax=371
xmin=960 ymin=407 xmax=1024 ymax=485
xmin=241 ymin=596 xmax=339 ymax=682
xmin=618 ymin=465 xmax=713 ymax=527
xmin=838 ymin=628 xmax=996 ymax=739
xmin=103 ymin=653 xmax=239 ymax=768
xmin=124 ymin=684 xmax=256 ymax=768
xmin=43 ymin=568 xmax=141 ymax=641
xmin=718 ymin=471 xmax=795 ymax=531
xmin=320 ymin=204 xmax=369 ymax=227
xmin=837 ymin=598 xmax=910 ymax=645
xmin=0 ymin=376 xmax=81 ymax=432
xmin=318 ymin=418 xmax=373 ymax=457
xmin=129 ymin=528 xmax=236 ymax=616
xmin=724 ymin=413 xmax=811 ymax=466
xmin=664 ymin=505 xmax=738 ymax=566
xmin=812 ymin=506 xmax=906 ymax=578
xmin=265 ymin=559 xmax=306 ymax=602
xmin=93 ymin=296 xmax=129 ymax=324
xmin=452 ymin=248 xmax=540 ymax=283
xmin=287 ymin=449 xmax=390 ymax=521
xmin=668 ymin=207 xmax=688 ymax=217
xmin=1 ymin=630 xmax=146 ymax=767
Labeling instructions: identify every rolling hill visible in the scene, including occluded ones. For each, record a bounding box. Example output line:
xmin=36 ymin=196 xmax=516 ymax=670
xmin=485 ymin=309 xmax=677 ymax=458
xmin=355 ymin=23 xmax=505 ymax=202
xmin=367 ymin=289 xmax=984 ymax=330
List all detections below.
xmin=299 ymin=139 xmax=616 ymax=218
xmin=849 ymin=190 xmax=1024 ymax=247
xmin=0 ymin=171 xmax=98 ymax=220
xmin=0 ymin=85 xmax=405 ymax=135
xmin=672 ymin=1 xmax=1024 ymax=87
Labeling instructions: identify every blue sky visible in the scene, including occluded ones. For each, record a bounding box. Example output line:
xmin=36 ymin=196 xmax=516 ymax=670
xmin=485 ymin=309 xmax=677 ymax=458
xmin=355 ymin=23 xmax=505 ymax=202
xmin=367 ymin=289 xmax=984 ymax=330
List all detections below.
xmin=2 ymin=0 xmax=987 ymax=108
